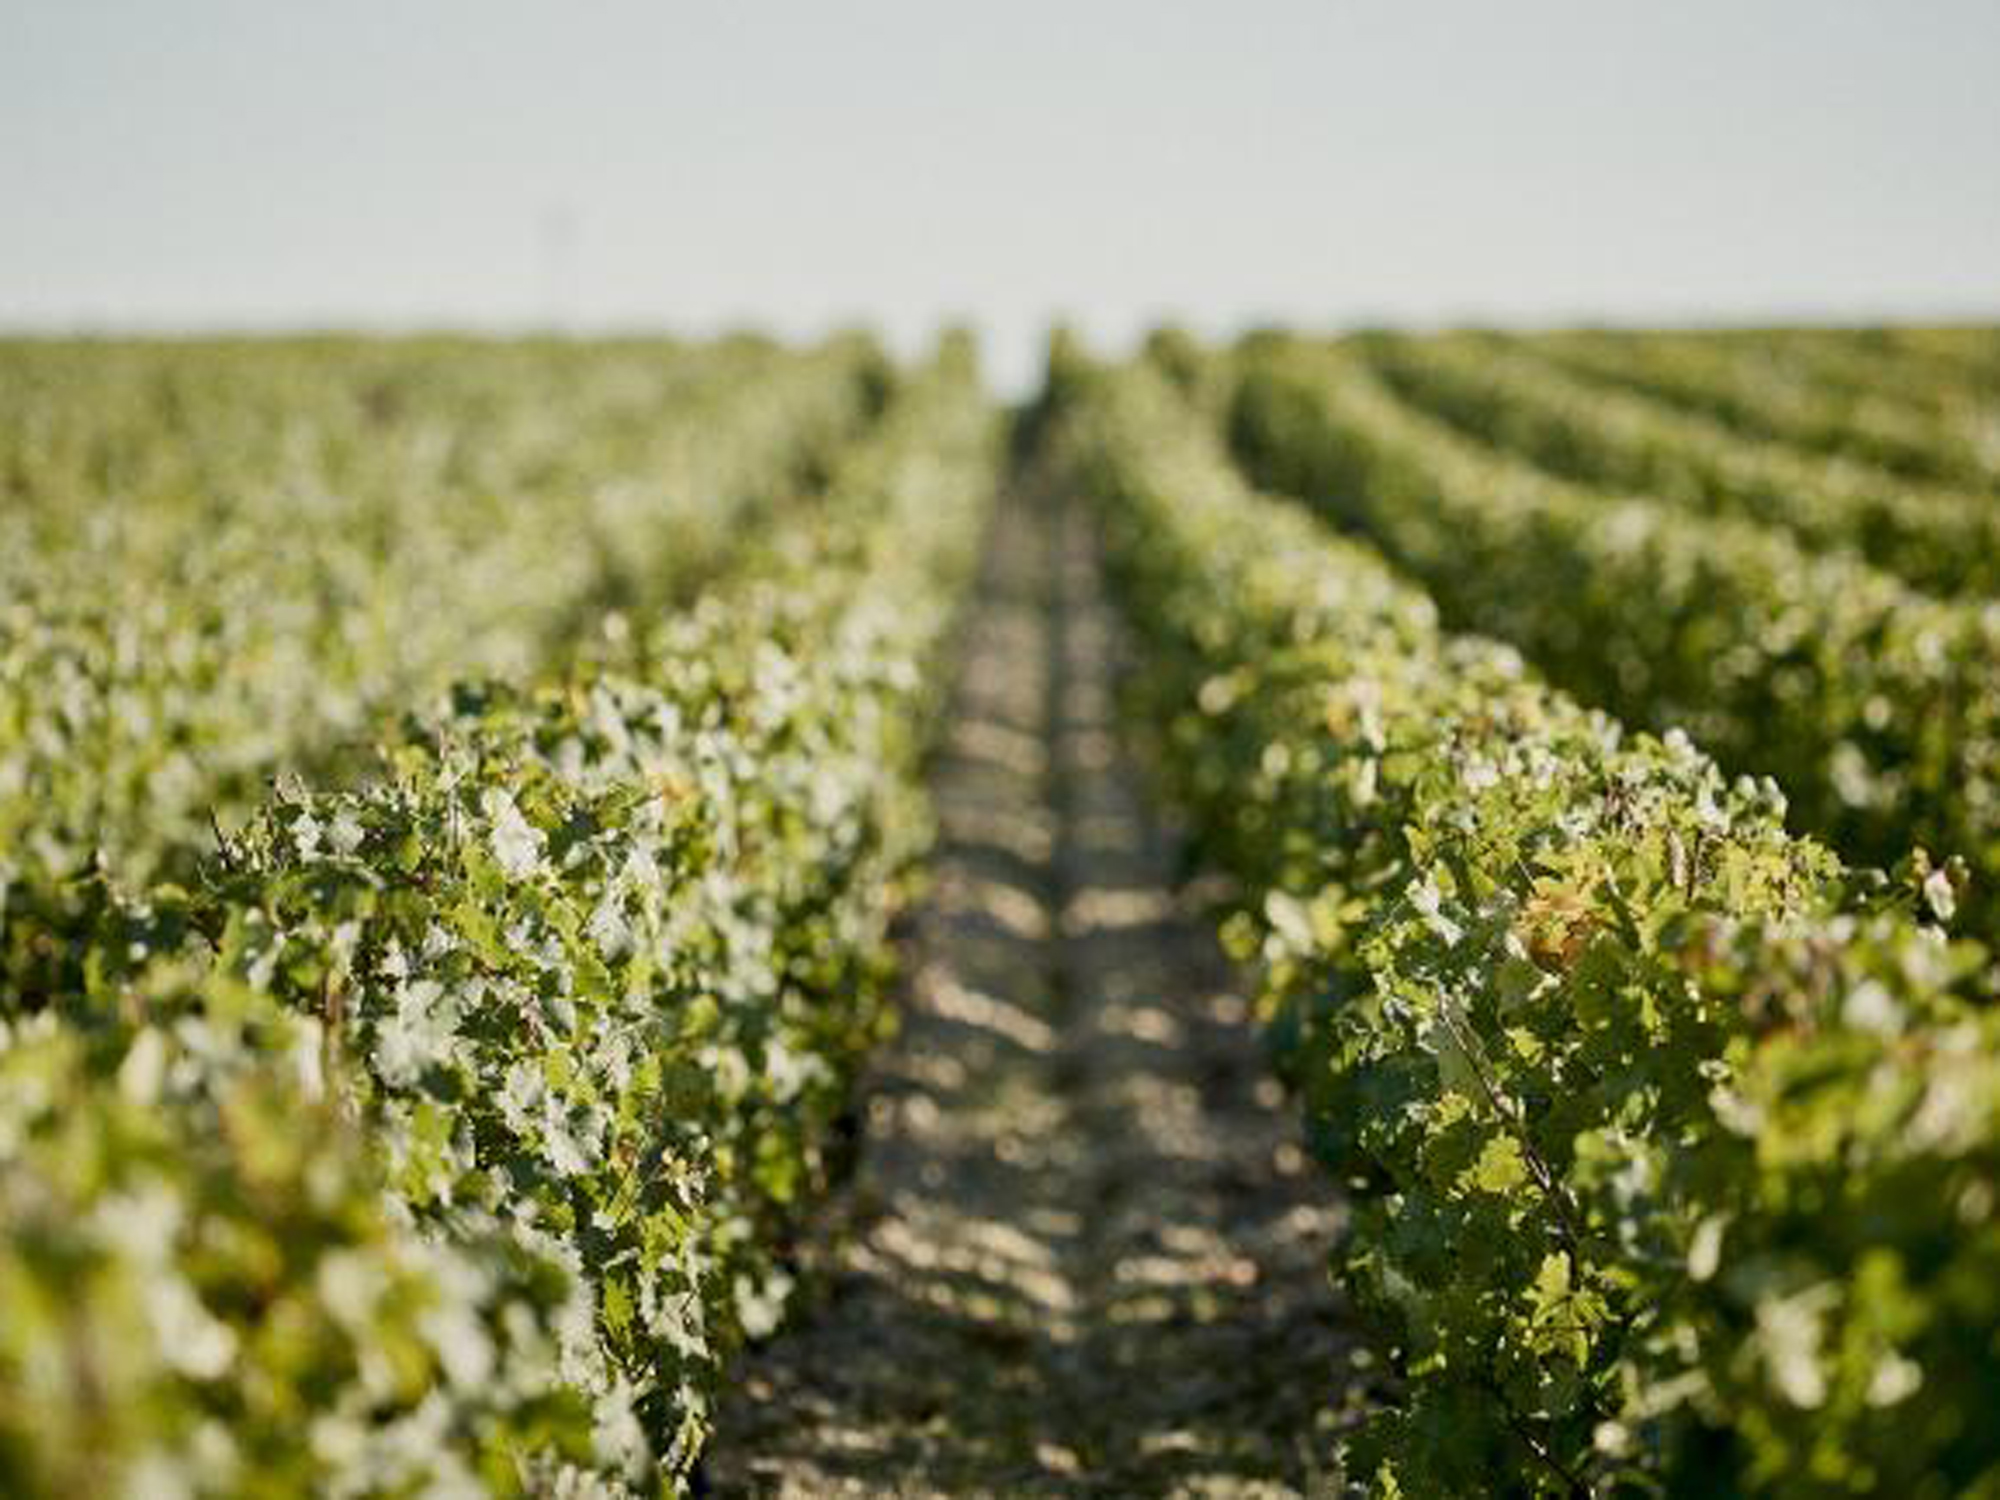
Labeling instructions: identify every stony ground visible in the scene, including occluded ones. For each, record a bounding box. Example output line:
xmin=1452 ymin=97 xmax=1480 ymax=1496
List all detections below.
xmin=706 ymin=483 xmax=1374 ymax=1496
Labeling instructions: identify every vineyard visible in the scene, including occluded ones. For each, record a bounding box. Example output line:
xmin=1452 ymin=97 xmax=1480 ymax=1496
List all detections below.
xmin=2 ymin=325 xmax=1997 ymax=1497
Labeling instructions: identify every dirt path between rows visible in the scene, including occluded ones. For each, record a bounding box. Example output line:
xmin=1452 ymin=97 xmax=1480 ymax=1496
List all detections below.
xmin=706 ymin=482 xmax=1370 ymax=1496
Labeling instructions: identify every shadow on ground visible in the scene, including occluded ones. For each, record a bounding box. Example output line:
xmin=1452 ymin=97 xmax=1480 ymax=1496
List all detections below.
xmin=706 ymin=484 xmax=1379 ymax=1497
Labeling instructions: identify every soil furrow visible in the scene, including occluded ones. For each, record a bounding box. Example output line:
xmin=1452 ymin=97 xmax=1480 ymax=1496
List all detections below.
xmin=707 ymin=480 xmax=1365 ymax=1497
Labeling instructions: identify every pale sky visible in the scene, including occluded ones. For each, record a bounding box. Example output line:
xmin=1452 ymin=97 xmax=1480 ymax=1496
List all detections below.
xmin=4 ymin=1 xmax=1997 ymax=392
